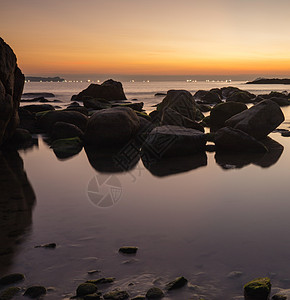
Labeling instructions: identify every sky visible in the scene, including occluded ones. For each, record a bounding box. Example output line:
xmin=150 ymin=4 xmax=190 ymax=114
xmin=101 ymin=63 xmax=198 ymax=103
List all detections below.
xmin=1 ymin=0 xmax=290 ymax=79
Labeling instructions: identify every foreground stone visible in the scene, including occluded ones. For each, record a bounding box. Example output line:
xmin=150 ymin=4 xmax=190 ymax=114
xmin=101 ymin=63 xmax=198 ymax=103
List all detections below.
xmin=166 ymin=276 xmax=188 ymax=290
xmin=0 ymin=38 xmax=25 ymax=145
xmin=215 ymin=127 xmax=267 ymax=153
xmin=0 ymin=273 xmax=25 ymax=285
xmin=146 ymin=287 xmax=164 ymax=299
xmin=210 ymin=102 xmax=247 ymax=130
xmin=0 ymin=287 xmax=21 ymax=300
xmin=84 ymin=107 xmax=140 ymax=146
xmin=143 ymin=125 xmax=206 ymax=158
xmin=74 ymin=79 xmax=127 ymax=101
xmin=23 ymin=286 xmax=47 ymax=298
xmin=76 ymin=283 xmax=98 ymax=297
xmin=225 ymin=100 xmax=284 ymax=140
xmin=244 ymin=277 xmax=271 ymax=300
xmin=103 ymin=290 xmax=129 ymax=300
xmin=50 ymin=121 xmax=84 ymax=141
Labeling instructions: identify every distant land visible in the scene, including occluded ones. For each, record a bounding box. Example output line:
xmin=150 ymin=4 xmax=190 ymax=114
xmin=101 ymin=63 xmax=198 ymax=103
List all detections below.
xmin=25 ymin=76 xmax=65 ymax=82
xmin=247 ymin=78 xmax=290 ymax=85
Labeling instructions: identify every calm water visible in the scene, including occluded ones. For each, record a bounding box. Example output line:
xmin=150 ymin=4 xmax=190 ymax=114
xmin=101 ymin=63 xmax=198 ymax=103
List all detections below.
xmin=1 ymin=81 xmax=290 ymax=299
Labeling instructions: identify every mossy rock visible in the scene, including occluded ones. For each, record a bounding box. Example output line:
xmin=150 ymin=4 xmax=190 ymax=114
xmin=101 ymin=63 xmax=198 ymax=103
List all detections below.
xmin=166 ymin=276 xmax=188 ymax=290
xmin=86 ymin=277 xmax=115 ymax=285
xmin=23 ymin=286 xmax=47 ymax=298
xmin=131 ymin=295 xmax=146 ymax=300
xmin=0 ymin=287 xmax=21 ymax=300
xmin=51 ymin=137 xmax=83 ymax=159
xmin=135 ymin=110 xmax=151 ymax=121
xmin=35 ymin=110 xmax=52 ymax=118
xmin=244 ymin=277 xmax=271 ymax=300
xmin=272 ymin=295 xmax=287 ymax=300
xmin=119 ymin=246 xmax=138 ymax=254
xmin=76 ymin=283 xmax=98 ymax=297
xmin=145 ymin=287 xmax=164 ymax=299
xmin=0 ymin=273 xmax=25 ymax=285
xmin=84 ymin=293 xmax=102 ymax=300
xmin=103 ymin=290 xmax=129 ymax=300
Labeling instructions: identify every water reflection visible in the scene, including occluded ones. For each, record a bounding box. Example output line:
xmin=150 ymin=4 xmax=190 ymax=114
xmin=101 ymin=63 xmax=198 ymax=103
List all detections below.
xmin=0 ymin=150 xmax=35 ymax=276
xmin=141 ymin=152 xmax=207 ymax=177
xmin=215 ymin=137 xmax=283 ymax=170
xmin=85 ymin=142 xmax=140 ymax=173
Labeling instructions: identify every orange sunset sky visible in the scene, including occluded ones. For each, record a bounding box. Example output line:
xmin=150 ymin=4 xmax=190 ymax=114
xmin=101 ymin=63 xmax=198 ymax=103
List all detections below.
xmin=1 ymin=0 xmax=290 ymax=79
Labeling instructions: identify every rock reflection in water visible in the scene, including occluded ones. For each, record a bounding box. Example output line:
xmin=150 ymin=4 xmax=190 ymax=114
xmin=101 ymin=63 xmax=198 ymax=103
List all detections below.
xmin=0 ymin=150 xmax=35 ymax=276
xmin=85 ymin=142 xmax=140 ymax=173
xmin=142 ymin=151 xmax=207 ymax=177
xmin=215 ymin=137 xmax=283 ymax=170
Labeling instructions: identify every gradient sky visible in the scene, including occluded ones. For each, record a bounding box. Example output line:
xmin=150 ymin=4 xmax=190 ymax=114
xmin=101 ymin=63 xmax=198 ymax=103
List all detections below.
xmin=1 ymin=0 xmax=290 ymax=78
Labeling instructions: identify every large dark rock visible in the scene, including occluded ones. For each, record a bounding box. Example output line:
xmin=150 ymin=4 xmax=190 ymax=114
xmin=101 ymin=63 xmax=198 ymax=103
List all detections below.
xmin=38 ymin=110 xmax=88 ymax=133
xmin=51 ymin=137 xmax=83 ymax=159
xmin=74 ymin=79 xmax=127 ymax=102
xmin=225 ymin=100 xmax=284 ymax=140
xmin=214 ymin=127 xmax=267 ymax=153
xmin=161 ymin=108 xmax=204 ymax=132
xmin=244 ymin=277 xmax=271 ymax=300
xmin=0 ymin=38 xmax=25 ymax=145
xmin=195 ymin=90 xmax=222 ymax=104
xmin=83 ymin=98 xmax=112 ymax=110
xmin=84 ymin=107 xmax=140 ymax=146
xmin=157 ymin=90 xmax=196 ymax=121
xmin=142 ymin=125 xmax=206 ymax=158
xmin=18 ymin=108 xmax=37 ymax=133
xmin=210 ymin=102 xmax=248 ymax=130
xmin=268 ymin=97 xmax=290 ymax=106
xmin=64 ymin=105 xmax=89 ymax=116
xmin=22 ymin=92 xmax=55 ymax=98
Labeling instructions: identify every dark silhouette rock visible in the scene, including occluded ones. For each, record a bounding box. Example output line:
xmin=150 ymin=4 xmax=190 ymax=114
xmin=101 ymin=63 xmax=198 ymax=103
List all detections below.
xmin=221 ymin=86 xmax=241 ymax=98
xmin=166 ymin=276 xmax=188 ymax=290
xmin=246 ymin=78 xmax=290 ymax=85
xmin=119 ymin=246 xmax=138 ymax=254
xmin=161 ymin=108 xmax=204 ymax=132
xmin=38 ymin=110 xmax=88 ymax=133
xmin=214 ymin=127 xmax=267 ymax=153
xmin=76 ymin=283 xmax=98 ymax=297
xmin=244 ymin=277 xmax=271 ymax=300
xmin=0 ymin=273 xmax=25 ymax=286
xmin=146 ymin=287 xmax=164 ymax=299
xmin=23 ymin=286 xmax=47 ymax=298
xmin=226 ymin=91 xmax=256 ymax=103
xmin=74 ymin=79 xmax=127 ymax=101
xmin=51 ymin=137 xmax=83 ymax=159
xmin=21 ymin=104 xmax=55 ymax=114
xmin=64 ymin=105 xmax=89 ymax=116
xmin=18 ymin=108 xmax=37 ymax=133
xmin=113 ymin=102 xmax=144 ymax=112
xmin=268 ymin=97 xmax=290 ymax=106
xmin=142 ymin=125 xmax=206 ymax=158
xmin=0 ymin=38 xmax=25 ymax=145
xmin=22 ymin=92 xmax=55 ymax=98
xmin=50 ymin=122 xmax=84 ymax=141
xmin=210 ymin=102 xmax=247 ymax=130
xmin=225 ymin=100 xmax=284 ymax=140
xmin=197 ymin=90 xmax=222 ymax=104
xmin=84 ymin=107 xmax=140 ymax=146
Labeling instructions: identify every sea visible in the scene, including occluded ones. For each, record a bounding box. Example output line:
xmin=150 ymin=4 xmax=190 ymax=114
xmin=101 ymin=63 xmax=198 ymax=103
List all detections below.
xmin=2 ymin=80 xmax=290 ymax=299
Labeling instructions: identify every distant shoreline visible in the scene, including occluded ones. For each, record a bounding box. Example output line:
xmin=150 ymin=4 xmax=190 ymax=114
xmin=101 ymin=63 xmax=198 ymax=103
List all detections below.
xmin=25 ymin=76 xmax=65 ymax=82
xmin=247 ymin=78 xmax=290 ymax=85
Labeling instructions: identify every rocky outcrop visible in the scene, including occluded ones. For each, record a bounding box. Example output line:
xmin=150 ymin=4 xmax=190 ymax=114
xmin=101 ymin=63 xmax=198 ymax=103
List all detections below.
xmin=246 ymin=78 xmax=290 ymax=84
xmin=74 ymin=79 xmax=127 ymax=102
xmin=84 ymin=107 xmax=140 ymax=146
xmin=194 ymin=90 xmax=222 ymax=104
xmin=142 ymin=125 xmax=206 ymax=158
xmin=0 ymin=38 xmax=25 ymax=145
xmin=225 ymin=100 xmax=284 ymax=140
xmin=226 ymin=90 xmax=256 ymax=103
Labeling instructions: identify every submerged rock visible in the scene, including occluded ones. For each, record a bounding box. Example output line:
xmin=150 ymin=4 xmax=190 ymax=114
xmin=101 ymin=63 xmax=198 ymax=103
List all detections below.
xmin=34 ymin=243 xmax=56 ymax=249
xmin=0 ymin=287 xmax=20 ymax=300
xmin=86 ymin=278 xmax=115 ymax=284
xmin=84 ymin=107 xmax=140 ymax=146
xmin=103 ymin=290 xmax=129 ymax=300
xmin=166 ymin=276 xmax=188 ymax=290
xmin=22 ymin=92 xmax=55 ymax=98
xmin=244 ymin=277 xmax=271 ymax=300
xmin=74 ymin=79 xmax=127 ymax=101
xmin=23 ymin=286 xmax=47 ymax=298
xmin=119 ymin=246 xmax=138 ymax=254
xmin=143 ymin=125 xmax=206 ymax=158
xmin=146 ymin=287 xmax=164 ymax=299
xmin=50 ymin=121 xmax=84 ymax=141
xmin=0 ymin=273 xmax=25 ymax=285
xmin=272 ymin=295 xmax=287 ymax=300
xmin=76 ymin=283 xmax=98 ymax=297
xmin=21 ymin=104 xmax=55 ymax=114
xmin=84 ymin=293 xmax=102 ymax=300
xmin=83 ymin=98 xmax=112 ymax=110
xmin=225 ymin=100 xmax=284 ymax=140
